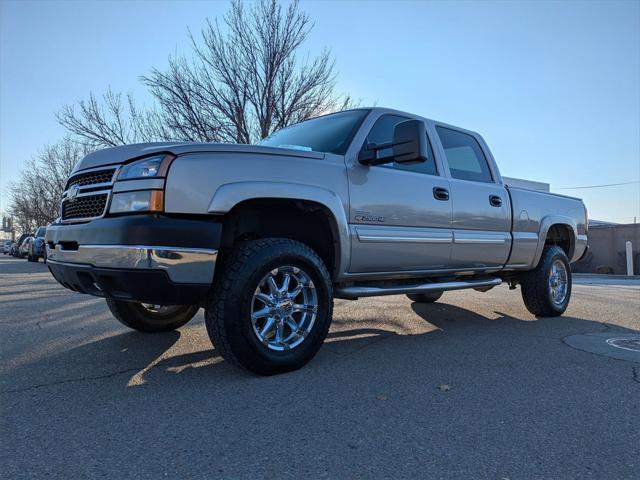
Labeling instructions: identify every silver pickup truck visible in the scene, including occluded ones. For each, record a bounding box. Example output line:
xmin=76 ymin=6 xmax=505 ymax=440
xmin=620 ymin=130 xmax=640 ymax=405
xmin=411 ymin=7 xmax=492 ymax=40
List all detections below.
xmin=46 ymin=107 xmax=588 ymax=374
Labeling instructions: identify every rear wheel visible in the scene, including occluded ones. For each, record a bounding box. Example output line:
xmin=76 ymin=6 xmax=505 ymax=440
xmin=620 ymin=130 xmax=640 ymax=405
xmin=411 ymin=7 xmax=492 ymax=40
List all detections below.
xmin=520 ymin=245 xmax=572 ymax=317
xmin=205 ymin=238 xmax=333 ymax=375
xmin=407 ymin=291 xmax=443 ymax=303
xmin=106 ymin=299 xmax=199 ymax=332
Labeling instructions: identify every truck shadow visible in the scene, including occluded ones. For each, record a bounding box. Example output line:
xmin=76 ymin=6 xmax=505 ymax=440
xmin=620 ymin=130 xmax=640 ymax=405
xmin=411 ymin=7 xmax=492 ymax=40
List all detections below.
xmin=5 ymin=298 xmax=638 ymax=395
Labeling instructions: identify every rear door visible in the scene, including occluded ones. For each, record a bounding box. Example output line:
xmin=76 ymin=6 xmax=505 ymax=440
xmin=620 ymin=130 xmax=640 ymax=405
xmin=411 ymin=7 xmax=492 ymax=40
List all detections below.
xmin=434 ymin=125 xmax=511 ymax=270
xmin=347 ymin=114 xmax=453 ymax=273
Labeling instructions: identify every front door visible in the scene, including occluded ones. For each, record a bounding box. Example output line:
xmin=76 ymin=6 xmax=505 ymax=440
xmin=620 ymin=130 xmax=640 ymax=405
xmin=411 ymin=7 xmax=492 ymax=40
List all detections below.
xmin=347 ymin=114 xmax=453 ymax=273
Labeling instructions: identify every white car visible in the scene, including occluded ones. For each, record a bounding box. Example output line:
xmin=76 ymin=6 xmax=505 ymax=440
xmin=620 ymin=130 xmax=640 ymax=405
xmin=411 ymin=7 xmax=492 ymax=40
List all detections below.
xmin=18 ymin=237 xmax=32 ymax=258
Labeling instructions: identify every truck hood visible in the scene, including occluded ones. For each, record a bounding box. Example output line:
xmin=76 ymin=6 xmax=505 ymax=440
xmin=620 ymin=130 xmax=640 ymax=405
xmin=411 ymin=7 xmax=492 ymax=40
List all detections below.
xmin=72 ymin=142 xmax=326 ymax=173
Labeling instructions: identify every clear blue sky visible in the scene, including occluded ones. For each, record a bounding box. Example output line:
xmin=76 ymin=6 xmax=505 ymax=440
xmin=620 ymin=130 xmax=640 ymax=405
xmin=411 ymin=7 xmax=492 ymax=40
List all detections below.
xmin=1 ymin=0 xmax=639 ymax=222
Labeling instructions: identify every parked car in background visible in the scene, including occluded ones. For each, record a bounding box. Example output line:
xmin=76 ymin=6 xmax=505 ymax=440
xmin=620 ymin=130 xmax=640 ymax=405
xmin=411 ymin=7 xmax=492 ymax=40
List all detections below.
xmin=19 ymin=237 xmax=33 ymax=258
xmin=27 ymin=226 xmax=47 ymax=262
xmin=2 ymin=240 xmax=12 ymax=254
xmin=12 ymin=234 xmax=32 ymax=257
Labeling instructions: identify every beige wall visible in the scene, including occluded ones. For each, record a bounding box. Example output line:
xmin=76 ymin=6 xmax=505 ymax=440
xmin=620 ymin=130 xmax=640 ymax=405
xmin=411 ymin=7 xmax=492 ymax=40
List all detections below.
xmin=573 ymin=223 xmax=640 ymax=274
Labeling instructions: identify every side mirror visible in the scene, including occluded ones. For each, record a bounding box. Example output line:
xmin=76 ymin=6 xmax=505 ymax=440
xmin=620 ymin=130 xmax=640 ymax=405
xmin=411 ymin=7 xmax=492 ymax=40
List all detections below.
xmin=391 ymin=119 xmax=429 ymax=164
xmin=358 ymin=119 xmax=428 ymax=166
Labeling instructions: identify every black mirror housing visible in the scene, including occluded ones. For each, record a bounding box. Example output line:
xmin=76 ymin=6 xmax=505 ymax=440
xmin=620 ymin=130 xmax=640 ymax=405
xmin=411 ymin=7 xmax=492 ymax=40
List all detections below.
xmin=392 ymin=119 xmax=428 ymax=164
xmin=358 ymin=119 xmax=428 ymax=166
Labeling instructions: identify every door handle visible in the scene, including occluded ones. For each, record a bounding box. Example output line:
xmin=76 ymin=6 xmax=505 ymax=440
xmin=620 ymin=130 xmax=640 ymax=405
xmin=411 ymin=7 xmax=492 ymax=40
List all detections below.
xmin=433 ymin=187 xmax=450 ymax=201
xmin=489 ymin=195 xmax=502 ymax=207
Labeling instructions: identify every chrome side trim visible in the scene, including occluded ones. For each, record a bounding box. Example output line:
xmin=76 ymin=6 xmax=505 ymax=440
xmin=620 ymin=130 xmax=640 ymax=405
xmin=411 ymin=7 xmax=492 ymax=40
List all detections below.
xmin=358 ymin=235 xmax=451 ymax=243
xmin=453 ymin=238 xmax=506 ymax=245
xmin=355 ymin=225 xmax=452 ymax=244
xmin=357 ymin=235 xmax=452 ymax=243
xmin=453 ymin=231 xmax=508 ymax=245
xmin=46 ymin=244 xmax=217 ymax=284
xmin=335 ymin=277 xmax=502 ymax=299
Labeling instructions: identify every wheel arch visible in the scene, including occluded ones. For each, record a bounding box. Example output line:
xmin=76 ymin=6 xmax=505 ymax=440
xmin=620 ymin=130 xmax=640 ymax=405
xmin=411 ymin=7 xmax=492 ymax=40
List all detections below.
xmin=532 ymin=216 xmax=577 ymax=267
xmin=209 ymin=182 xmax=349 ymax=279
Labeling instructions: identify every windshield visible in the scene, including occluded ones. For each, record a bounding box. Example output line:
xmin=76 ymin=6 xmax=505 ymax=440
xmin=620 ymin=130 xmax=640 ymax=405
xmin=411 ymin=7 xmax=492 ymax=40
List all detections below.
xmin=35 ymin=227 xmax=47 ymax=237
xmin=259 ymin=109 xmax=370 ymax=155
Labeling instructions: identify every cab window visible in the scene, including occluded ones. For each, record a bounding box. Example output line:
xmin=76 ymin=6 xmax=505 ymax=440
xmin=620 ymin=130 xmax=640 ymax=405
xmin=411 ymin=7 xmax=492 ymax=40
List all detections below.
xmin=435 ymin=126 xmax=493 ymax=183
xmin=364 ymin=115 xmax=437 ymax=176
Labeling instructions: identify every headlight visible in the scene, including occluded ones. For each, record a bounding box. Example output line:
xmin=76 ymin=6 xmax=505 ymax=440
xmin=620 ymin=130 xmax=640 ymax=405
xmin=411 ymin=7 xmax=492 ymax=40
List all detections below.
xmin=109 ymin=190 xmax=164 ymax=214
xmin=117 ymin=155 xmax=174 ymax=180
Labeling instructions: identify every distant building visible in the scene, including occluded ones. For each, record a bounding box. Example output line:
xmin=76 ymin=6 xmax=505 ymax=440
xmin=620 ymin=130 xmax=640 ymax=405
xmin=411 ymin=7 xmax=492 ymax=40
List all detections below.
xmin=588 ymin=219 xmax=619 ymax=228
xmin=502 ymin=177 xmax=550 ymax=192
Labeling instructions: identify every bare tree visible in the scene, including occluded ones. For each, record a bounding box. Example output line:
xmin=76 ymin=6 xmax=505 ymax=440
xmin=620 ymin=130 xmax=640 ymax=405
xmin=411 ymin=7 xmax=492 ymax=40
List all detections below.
xmin=9 ymin=138 xmax=89 ymax=232
xmin=58 ymin=0 xmax=353 ymax=147
xmin=57 ymin=89 xmax=170 ymax=147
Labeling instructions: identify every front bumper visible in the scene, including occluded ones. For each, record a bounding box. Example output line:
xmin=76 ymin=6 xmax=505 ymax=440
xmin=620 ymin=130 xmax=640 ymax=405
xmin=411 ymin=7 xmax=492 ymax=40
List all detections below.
xmin=45 ymin=214 xmax=222 ymax=305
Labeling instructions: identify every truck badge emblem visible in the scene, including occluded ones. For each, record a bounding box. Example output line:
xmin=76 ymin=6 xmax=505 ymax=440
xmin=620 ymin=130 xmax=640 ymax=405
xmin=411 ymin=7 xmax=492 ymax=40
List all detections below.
xmin=67 ymin=185 xmax=80 ymax=201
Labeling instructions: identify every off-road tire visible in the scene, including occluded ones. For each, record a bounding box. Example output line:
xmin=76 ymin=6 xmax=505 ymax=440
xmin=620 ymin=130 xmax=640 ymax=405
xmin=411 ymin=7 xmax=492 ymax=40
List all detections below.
xmin=407 ymin=291 xmax=443 ymax=303
xmin=521 ymin=245 xmax=572 ymax=317
xmin=106 ymin=298 xmax=199 ymax=333
xmin=205 ymin=238 xmax=333 ymax=375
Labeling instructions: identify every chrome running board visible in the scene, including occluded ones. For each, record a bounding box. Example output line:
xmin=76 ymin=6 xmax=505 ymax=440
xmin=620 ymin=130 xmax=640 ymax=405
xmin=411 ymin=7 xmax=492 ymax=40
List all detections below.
xmin=335 ymin=277 xmax=502 ymax=300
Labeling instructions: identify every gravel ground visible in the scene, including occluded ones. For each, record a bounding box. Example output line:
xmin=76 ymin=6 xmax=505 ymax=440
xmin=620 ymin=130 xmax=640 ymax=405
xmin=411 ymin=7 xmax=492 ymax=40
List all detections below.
xmin=1 ymin=255 xmax=639 ymax=479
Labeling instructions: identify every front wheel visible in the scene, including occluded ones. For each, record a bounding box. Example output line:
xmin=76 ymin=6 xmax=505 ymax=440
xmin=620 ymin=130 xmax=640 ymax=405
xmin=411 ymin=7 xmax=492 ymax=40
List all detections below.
xmin=205 ymin=238 xmax=333 ymax=375
xmin=520 ymin=245 xmax=572 ymax=317
xmin=106 ymin=299 xmax=199 ymax=332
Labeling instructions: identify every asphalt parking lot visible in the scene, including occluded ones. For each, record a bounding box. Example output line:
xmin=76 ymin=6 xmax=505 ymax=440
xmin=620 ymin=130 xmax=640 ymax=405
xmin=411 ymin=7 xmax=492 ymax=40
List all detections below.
xmin=1 ymin=255 xmax=639 ymax=479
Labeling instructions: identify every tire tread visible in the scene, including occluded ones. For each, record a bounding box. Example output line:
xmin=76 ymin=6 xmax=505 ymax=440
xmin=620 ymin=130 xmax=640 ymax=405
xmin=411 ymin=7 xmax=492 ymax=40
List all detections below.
xmin=520 ymin=245 xmax=571 ymax=317
xmin=205 ymin=238 xmax=332 ymax=373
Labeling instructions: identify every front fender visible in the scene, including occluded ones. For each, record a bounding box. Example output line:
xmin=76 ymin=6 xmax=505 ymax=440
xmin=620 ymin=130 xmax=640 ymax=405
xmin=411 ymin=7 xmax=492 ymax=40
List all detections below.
xmin=208 ymin=181 xmax=350 ymax=277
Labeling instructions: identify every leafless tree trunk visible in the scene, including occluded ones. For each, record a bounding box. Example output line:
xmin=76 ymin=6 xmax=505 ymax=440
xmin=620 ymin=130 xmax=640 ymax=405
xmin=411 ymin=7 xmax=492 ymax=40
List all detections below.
xmin=8 ymin=138 xmax=89 ymax=232
xmin=58 ymin=0 xmax=353 ymax=147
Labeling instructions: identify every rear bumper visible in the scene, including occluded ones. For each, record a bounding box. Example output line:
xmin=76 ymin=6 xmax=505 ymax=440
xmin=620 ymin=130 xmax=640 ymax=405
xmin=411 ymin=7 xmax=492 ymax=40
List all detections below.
xmin=45 ymin=214 xmax=221 ymax=305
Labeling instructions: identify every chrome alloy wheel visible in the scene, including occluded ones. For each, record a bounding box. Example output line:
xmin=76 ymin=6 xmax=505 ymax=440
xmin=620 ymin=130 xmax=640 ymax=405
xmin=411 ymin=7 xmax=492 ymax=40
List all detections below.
xmin=140 ymin=304 xmax=185 ymax=315
xmin=548 ymin=259 xmax=568 ymax=305
xmin=250 ymin=265 xmax=318 ymax=351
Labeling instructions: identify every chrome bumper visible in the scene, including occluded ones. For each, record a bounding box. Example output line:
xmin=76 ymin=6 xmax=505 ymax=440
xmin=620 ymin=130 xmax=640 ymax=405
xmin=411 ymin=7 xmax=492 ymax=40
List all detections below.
xmin=46 ymin=244 xmax=217 ymax=284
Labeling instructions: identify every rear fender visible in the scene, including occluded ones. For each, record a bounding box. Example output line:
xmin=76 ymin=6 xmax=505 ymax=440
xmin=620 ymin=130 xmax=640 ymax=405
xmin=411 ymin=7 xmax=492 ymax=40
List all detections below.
xmin=532 ymin=215 xmax=577 ymax=266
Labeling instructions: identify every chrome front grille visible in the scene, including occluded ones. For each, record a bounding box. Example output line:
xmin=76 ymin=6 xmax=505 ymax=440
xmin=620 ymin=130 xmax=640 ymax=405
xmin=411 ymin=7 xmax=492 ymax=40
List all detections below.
xmin=66 ymin=168 xmax=116 ymax=190
xmin=60 ymin=166 xmax=119 ymax=223
xmin=62 ymin=194 xmax=109 ymax=221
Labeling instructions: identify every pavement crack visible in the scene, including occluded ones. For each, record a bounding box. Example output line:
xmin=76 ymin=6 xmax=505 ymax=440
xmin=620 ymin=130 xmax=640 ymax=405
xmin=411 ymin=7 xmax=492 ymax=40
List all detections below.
xmin=0 ymin=367 xmax=142 ymax=395
xmin=633 ymin=367 xmax=640 ymax=384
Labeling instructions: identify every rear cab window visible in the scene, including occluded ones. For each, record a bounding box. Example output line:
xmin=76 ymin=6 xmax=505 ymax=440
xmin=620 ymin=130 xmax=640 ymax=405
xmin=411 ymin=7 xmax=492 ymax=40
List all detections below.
xmin=435 ymin=126 xmax=493 ymax=183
